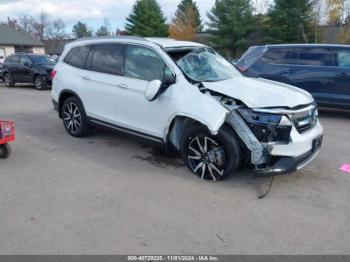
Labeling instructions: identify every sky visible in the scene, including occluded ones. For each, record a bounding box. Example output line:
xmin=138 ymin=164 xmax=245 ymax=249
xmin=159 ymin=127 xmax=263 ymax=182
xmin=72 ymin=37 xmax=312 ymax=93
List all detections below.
xmin=0 ymin=0 xmax=216 ymax=33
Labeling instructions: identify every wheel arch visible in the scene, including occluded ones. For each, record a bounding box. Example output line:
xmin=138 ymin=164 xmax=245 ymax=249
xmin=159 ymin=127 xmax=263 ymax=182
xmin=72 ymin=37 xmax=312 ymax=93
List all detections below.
xmin=165 ymin=114 xmax=224 ymax=151
xmin=58 ymin=89 xmax=84 ymax=118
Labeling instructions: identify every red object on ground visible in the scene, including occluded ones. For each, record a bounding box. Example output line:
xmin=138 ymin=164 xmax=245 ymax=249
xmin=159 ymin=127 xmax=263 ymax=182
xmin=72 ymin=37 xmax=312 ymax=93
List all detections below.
xmin=0 ymin=121 xmax=15 ymax=144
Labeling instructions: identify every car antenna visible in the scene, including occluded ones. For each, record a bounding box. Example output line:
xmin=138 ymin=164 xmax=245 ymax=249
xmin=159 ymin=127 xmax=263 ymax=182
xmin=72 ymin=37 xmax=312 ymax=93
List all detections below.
xmin=258 ymin=175 xmax=275 ymax=199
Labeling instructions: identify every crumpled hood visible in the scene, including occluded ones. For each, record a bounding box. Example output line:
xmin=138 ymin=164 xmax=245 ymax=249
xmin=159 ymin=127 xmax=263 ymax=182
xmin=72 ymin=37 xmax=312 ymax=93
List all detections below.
xmin=203 ymin=76 xmax=314 ymax=108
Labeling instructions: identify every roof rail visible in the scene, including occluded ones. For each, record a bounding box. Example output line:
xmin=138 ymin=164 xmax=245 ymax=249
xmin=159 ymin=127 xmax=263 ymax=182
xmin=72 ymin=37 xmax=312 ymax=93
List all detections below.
xmin=73 ymin=35 xmax=148 ymax=42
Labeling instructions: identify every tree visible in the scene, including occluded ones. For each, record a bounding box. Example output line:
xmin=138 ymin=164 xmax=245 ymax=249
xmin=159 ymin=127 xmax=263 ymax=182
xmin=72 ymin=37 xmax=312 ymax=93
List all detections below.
xmin=207 ymin=0 xmax=255 ymax=56
xmin=32 ymin=12 xmax=49 ymax=40
xmin=47 ymin=19 xmax=66 ymax=40
xmin=96 ymin=18 xmax=111 ymax=36
xmin=169 ymin=5 xmax=196 ymax=40
xmin=267 ymin=0 xmax=314 ymax=43
xmin=125 ymin=0 xmax=168 ymax=37
xmin=72 ymin=21 xmax=93 ymax=38
xmin=174 ymin=0 xmax=203 ymax=32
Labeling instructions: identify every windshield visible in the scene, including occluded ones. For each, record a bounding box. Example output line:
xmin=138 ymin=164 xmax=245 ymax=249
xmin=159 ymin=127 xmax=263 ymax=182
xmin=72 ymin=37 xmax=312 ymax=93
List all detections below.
xmin=30 ymin=55 xmax=56 ymax=66
xmin=176 ymin=48 xmax=240 ymax=82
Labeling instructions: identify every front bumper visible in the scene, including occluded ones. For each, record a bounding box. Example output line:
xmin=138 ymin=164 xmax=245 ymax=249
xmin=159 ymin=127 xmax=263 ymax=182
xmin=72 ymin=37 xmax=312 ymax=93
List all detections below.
xmin=256 ymin=135 xmax=323 ymax=176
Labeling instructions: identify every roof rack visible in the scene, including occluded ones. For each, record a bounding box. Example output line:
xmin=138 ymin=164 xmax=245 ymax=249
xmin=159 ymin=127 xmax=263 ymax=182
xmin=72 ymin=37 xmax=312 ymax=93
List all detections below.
xmin=74 ymin=35 xmax=148 ymax=42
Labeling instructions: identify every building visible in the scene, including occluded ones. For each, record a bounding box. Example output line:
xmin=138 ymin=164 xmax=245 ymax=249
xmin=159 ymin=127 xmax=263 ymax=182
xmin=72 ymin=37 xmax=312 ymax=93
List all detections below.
xmin=43 ymin=39 xmax=75 ymax=56
xmin=0 ymin=23 xmax=45 ymax=63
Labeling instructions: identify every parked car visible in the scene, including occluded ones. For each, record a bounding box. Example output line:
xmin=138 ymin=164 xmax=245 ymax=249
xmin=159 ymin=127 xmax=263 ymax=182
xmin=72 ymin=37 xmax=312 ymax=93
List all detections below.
xmin=236 ymin=44 xmax=350 ymax=109
xmin=0 ymin=63 xmax=3 ymax=81
xmin=2 ymin=53 xmax=56 ymax=90
xmin=51 ymin=37 xmax=323 ymax=181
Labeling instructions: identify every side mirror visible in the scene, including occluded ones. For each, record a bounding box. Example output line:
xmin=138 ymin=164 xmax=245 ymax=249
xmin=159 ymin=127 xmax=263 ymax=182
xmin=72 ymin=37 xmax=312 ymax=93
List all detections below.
xmin=24 ymin=62 xmax=31 ymax=67
xmin=145 ymin=80 xmax=162 ymax=101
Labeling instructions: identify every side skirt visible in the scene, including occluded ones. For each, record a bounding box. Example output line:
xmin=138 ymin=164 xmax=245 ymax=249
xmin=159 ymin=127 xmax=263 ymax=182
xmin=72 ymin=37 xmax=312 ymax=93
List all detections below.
xmin=87 ymin=117 xmax=166 ymax=148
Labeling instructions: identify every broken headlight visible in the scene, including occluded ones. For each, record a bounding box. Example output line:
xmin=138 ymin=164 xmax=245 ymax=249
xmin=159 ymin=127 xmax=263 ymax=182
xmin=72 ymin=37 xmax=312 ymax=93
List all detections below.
xmin=238 ymin=109 xmax=291 ymax=142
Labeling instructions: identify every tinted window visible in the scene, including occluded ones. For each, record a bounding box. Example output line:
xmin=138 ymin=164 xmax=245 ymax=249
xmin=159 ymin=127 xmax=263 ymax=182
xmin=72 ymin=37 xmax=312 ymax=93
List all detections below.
xmin=64 ymin=45 xmax=91 ymax=68
xmin=6 ymin=55 xmax=19 ymax=64
xmin=297 ymin=48 xmax=334 ymax=66
xmin=125 ymin=45 xmax=167 ymax=81
xmin=238 ymin=46 xmax=266 ymax=68
xmin=336 ymin=49 xmax=350 ymax=68
xmin=91 ymin=44 xmax=124 ymax=75
xmin=19 ymin=56 xmax=31 ymax=66
xmin=260 ymin=48 xmax=297 ymax=64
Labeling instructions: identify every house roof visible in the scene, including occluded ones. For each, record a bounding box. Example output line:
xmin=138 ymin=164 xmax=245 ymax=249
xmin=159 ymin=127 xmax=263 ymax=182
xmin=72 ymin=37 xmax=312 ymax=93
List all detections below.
xmin=0 ymin=24 xmax=44 ymax=47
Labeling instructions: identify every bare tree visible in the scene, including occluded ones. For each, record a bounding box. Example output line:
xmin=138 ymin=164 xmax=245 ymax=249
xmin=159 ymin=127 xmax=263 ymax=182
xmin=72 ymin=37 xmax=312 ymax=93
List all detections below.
xmin=32 ymin=12 xmax=49 ymax=40
xmin=47 ymin=19 xmax=66 ymax=40
xmin=18 ymin=14 xmax=36 ymax=34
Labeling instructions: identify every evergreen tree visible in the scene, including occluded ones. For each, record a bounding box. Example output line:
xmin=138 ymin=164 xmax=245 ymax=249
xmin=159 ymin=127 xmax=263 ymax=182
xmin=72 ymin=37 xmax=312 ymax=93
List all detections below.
xmin=207 ymin=0 xmax=255 ymax=56
xmin=268 ymin=0 xmax=314 ymax=43
xmin=175 ymin=0 xmax=203 ymax=33
xmin=125 ymin=0 xmax=168 ymax=37
xmin=96 ymin=18 xmax=111 ymax=36
xmin=72 ymin=21 xmax=93 ymax=38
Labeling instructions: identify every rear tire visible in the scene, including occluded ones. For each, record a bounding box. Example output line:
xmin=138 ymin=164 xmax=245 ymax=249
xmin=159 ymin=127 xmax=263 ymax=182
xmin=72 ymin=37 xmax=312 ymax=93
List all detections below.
xmin=0 ymin=144 xmax=11 ymax=159
xmin=34 ymin=75 xmax=47 ymax=90
xmin=4 ymin=73 xmax=15 ymax=87
xmin=62 ymin=96 xmax=91 ymax=137
xmin=180 ymin=125 xmax=241 ymax=181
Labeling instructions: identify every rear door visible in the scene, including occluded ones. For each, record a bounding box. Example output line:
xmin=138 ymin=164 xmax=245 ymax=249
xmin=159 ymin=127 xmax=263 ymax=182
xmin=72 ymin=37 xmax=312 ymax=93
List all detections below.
xmin=7 ymin=55 xmax=21 ymax=81
xmin=80 ymin=43 xmax=126 ymax=124
xmin=332 ymin=48 xmax=350 ymax=106
xmin=286 ymin=47 xmax=338 ymax=102
xmin=18 ymin=56 xmax=33 ymax=82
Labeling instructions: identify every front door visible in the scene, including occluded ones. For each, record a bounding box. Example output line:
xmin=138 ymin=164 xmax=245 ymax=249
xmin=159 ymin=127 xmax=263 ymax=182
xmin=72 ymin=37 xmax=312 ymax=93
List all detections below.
xmin=115 ymin=44 xmax=175 ymax=139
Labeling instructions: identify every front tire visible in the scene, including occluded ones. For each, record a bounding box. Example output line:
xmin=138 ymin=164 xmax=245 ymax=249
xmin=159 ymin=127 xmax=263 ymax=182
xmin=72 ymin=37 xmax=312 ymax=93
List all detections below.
xmin=4 ymin=73 xmax=15 ymax=87
xmin=62 ymin=97 xmax=91 ymax=137
xmin=180 ymin=125 xmax=241 ymax=181
xmin=34 ymin=75 xmax=47 ymax=90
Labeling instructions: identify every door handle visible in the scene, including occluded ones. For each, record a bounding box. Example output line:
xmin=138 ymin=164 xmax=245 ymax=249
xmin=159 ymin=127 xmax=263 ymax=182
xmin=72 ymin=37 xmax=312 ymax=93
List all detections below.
xmin=81 ymin=75 xmax=90 ymax=80
xmin=117 ymin=83 xmax=129 ymax=89
xmin=336 ymin=72 xmax=349 ymax=77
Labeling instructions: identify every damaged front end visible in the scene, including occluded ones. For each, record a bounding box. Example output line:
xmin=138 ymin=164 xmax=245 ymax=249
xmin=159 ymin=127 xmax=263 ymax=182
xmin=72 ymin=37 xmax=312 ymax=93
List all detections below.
xmin=217 ymin=95 xmax=323 ymax=176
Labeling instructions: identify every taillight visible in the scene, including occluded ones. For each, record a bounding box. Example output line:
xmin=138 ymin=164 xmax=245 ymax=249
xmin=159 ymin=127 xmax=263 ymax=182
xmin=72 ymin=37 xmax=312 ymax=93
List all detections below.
xmin=50 ymin=70 xmax=57 ymax=78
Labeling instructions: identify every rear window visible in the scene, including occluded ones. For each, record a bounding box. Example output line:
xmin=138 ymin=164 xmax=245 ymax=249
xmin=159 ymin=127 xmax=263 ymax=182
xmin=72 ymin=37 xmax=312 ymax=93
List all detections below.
xmin=91 ymin=44 xmax=124 ymax=75
xmin=336 ymin=49 xmax=350 ymax=68
xmin=297 ymin=48 xmax=334 ymax=66
xmin=237 ymin=46 xmax=266 ymax=68
xmin=5 ymin=55 xmax=19 ymax=64
xmin=260 ymin=48 xmax=297 ymax=64
xmin=64 ymin=45 xmax=91 ymax=69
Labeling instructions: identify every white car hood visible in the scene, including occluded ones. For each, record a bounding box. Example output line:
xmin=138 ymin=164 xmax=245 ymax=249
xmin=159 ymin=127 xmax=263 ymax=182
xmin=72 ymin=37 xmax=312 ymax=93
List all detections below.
xmin=203 ymin=76 xmax=314 ymax=108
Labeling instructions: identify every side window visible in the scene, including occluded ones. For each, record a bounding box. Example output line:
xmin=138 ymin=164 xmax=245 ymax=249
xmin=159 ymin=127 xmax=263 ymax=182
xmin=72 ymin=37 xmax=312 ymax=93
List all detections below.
xmin=91 ymin=44 xmax=124 ymax=75
xmin=125 ymin=45 xmax=168 ymax=81
xmin=19 ymin=56 xmax=31 ymax=66
xmin=336 ymin=49 xmax=350 ymax=68
xmin=297 ymin=48 xmax=334 ymax=66
xmin=260 ymin=49 xmax=294 ymax=64
xmin=6 ymin=56 xmax=19 ymax=64
xmin=64 ymin=45 xmax=91 ymax=69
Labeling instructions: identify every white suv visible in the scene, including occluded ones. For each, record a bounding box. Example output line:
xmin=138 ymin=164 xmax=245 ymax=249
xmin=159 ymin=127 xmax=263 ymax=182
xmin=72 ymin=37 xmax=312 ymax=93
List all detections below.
xmin=51 ymin=37 xmax=323 ymax=181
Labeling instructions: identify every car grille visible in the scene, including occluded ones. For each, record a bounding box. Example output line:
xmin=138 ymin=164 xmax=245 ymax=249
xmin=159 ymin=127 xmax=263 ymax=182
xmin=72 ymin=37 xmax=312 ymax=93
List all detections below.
xmin=291 ymin=107 xmax=318 ymax=134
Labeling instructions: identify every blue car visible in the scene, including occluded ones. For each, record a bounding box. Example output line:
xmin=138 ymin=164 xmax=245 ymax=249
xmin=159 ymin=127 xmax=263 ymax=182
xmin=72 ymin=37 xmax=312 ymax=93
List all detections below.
xmin=236 ymin=44 xmax=350 ymax=109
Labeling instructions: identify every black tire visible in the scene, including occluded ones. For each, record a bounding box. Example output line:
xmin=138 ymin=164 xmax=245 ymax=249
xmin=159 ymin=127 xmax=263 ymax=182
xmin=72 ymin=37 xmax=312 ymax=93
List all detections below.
xmin=62 ymin=96 xmax=91 ymax=137
xmin=180 ymin=125 xmax=241 ymax=181
xmin=34 ymin=75 xmax=47 ymax=90
xmin=0 ymin=144 xmax=11 ymax=159
xmin=3 ymin=73 xmax=15 ymax=87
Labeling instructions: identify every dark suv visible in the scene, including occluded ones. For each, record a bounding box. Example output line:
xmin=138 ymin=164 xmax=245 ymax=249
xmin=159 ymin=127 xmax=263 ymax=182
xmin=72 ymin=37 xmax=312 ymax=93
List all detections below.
xmin=2 ymin=53 xmax=56 ymax=90
xmin=236 ymin=44 xmax=350 ymax=109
